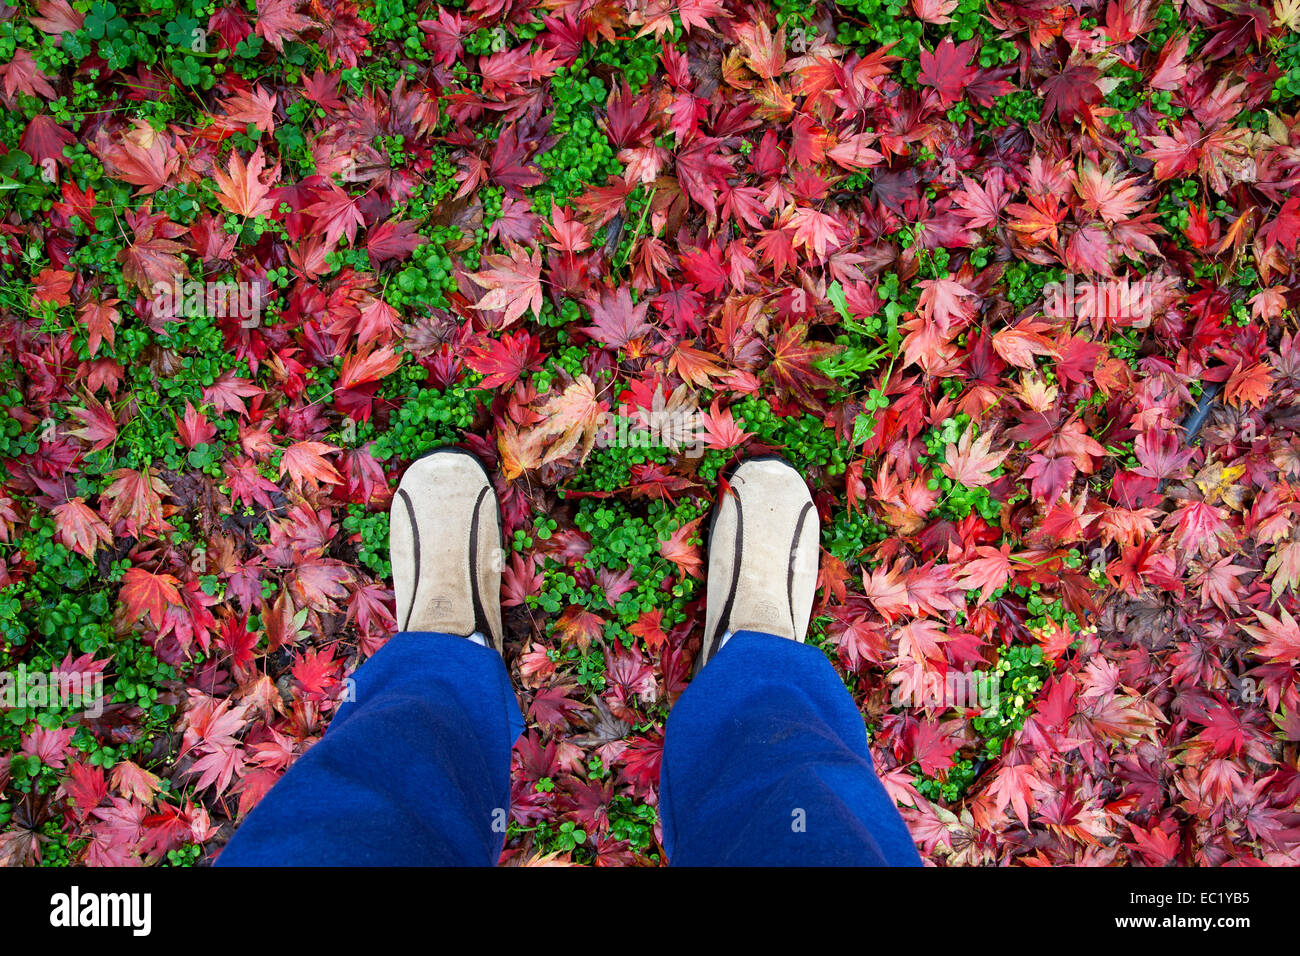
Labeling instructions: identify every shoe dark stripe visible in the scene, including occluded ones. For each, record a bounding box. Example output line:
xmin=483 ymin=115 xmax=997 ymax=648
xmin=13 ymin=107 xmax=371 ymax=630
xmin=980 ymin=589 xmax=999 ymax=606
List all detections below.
xmin=787 ymin=501 xmax=813 ymax=636
xmin=397 ymin=488 xmax=420 ymax=631
xmin=468 ymin=485 xmax=494 ymax=646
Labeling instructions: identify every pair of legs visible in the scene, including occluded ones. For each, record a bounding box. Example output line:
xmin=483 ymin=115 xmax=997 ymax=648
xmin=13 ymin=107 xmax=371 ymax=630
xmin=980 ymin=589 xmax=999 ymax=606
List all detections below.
xmin=218 ymin=452 xmax=920 ymax=866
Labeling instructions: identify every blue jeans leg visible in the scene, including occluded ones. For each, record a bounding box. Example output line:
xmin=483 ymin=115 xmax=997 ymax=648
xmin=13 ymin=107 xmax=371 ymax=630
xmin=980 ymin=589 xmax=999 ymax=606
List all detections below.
xmin=217 ymin=633 xmax=524 ymax=866
xmin=659 ymin=630 xmax=922 ymax=866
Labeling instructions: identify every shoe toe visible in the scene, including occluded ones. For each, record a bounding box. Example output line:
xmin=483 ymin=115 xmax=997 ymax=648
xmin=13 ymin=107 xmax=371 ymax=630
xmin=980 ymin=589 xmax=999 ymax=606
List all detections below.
xmin=698 ymin=456 xmax=820 ymax=672
xmin=390 ymin=451 xmax=503 ymax=649
xmin=398 ymin=450 xmax=492 ymax=496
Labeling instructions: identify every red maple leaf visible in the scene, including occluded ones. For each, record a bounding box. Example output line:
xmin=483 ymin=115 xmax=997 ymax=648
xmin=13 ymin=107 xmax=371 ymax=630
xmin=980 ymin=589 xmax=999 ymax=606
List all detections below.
xmin=304 ymin=182 xmax=364 ymax=248
xmin=903 ymin=718 xmax=961 ymax=776
xmin=659 ymin=517 xmax=703 ymax=580
xmin=1041 ymin=63 xmax=1102 ymax=123
xmin=20 ymin=114 xmax=74 ymax=170
xmin=528 ymin=683 xmax=588 ymax=733
xmin=918 ymin=37 xmax=978 ymax=106
xmin=583 ymin=286 xmax=652 ymax=348
xmin=765 ymin=324 xmax=839 ymax=405
xmin=365 ymin=218 xmax=426 ymax=265
xmin=118 ymin=205 xmax=188 ymax=294
xmin=255 ymin=0 xmax=314 ymax=50
xmin=212 ymin=147 xmax=280 ymax=218
xmin=466 ymin=330 xmax=544 ymax=389
xmin=674 ymin=135 xmax=733 ymax=220
xmin=61 ymin=760 xmax=108 ymax=822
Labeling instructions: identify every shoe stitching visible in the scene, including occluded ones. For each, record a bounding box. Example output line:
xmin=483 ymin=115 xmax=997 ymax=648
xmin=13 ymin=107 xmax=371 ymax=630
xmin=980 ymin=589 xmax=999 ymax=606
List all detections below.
xmin=787 ymin=500 xmax=814 ymax=638
xmin=468 ymin=485 xmax=494 ymax=647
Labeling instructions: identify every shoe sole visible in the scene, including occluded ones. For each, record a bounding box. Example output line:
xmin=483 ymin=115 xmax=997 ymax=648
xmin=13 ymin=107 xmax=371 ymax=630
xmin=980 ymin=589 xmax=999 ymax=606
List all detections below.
xmin=392 ymin=448 xmax=504 ymax=651
xmin=696 ymin=454 xmax=818 ymax=674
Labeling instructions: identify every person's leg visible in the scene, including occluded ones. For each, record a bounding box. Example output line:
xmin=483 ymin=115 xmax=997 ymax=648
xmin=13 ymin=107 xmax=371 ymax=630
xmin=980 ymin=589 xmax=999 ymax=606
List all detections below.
xmin=660 ymin=456 xmax=921 ymax=866
xmin=218 ymin=449 xmax=516 ymax=866
xmin=217 ymin=631 xmax=522 ymax=866
xmin=660 ymin=630 xmax=920 ymax=866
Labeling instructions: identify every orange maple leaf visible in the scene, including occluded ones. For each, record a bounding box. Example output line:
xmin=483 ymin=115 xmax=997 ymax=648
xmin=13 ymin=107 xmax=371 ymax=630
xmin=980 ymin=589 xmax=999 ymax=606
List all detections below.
xmin=279 ymin=441 xmax=343 ymax=490
xmin=1223 ymin=360 xmax=1272 ymax=410
xmin=510 ymin=375 xmax=607 ymax=475
xmin=120 ymin=567 xmax=182 ymax=629
xmin=553 ymin=605 xmax=606 ymax=653
xmin=52 ymin=498 xmax=113 ymax=558
xmin=339 ymin=345 xmax=402 ymax=390
xmin=659 ymin=517 xmax=703 ymax=579
xmin=212 ymin=146 xmax=280 ymax=218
